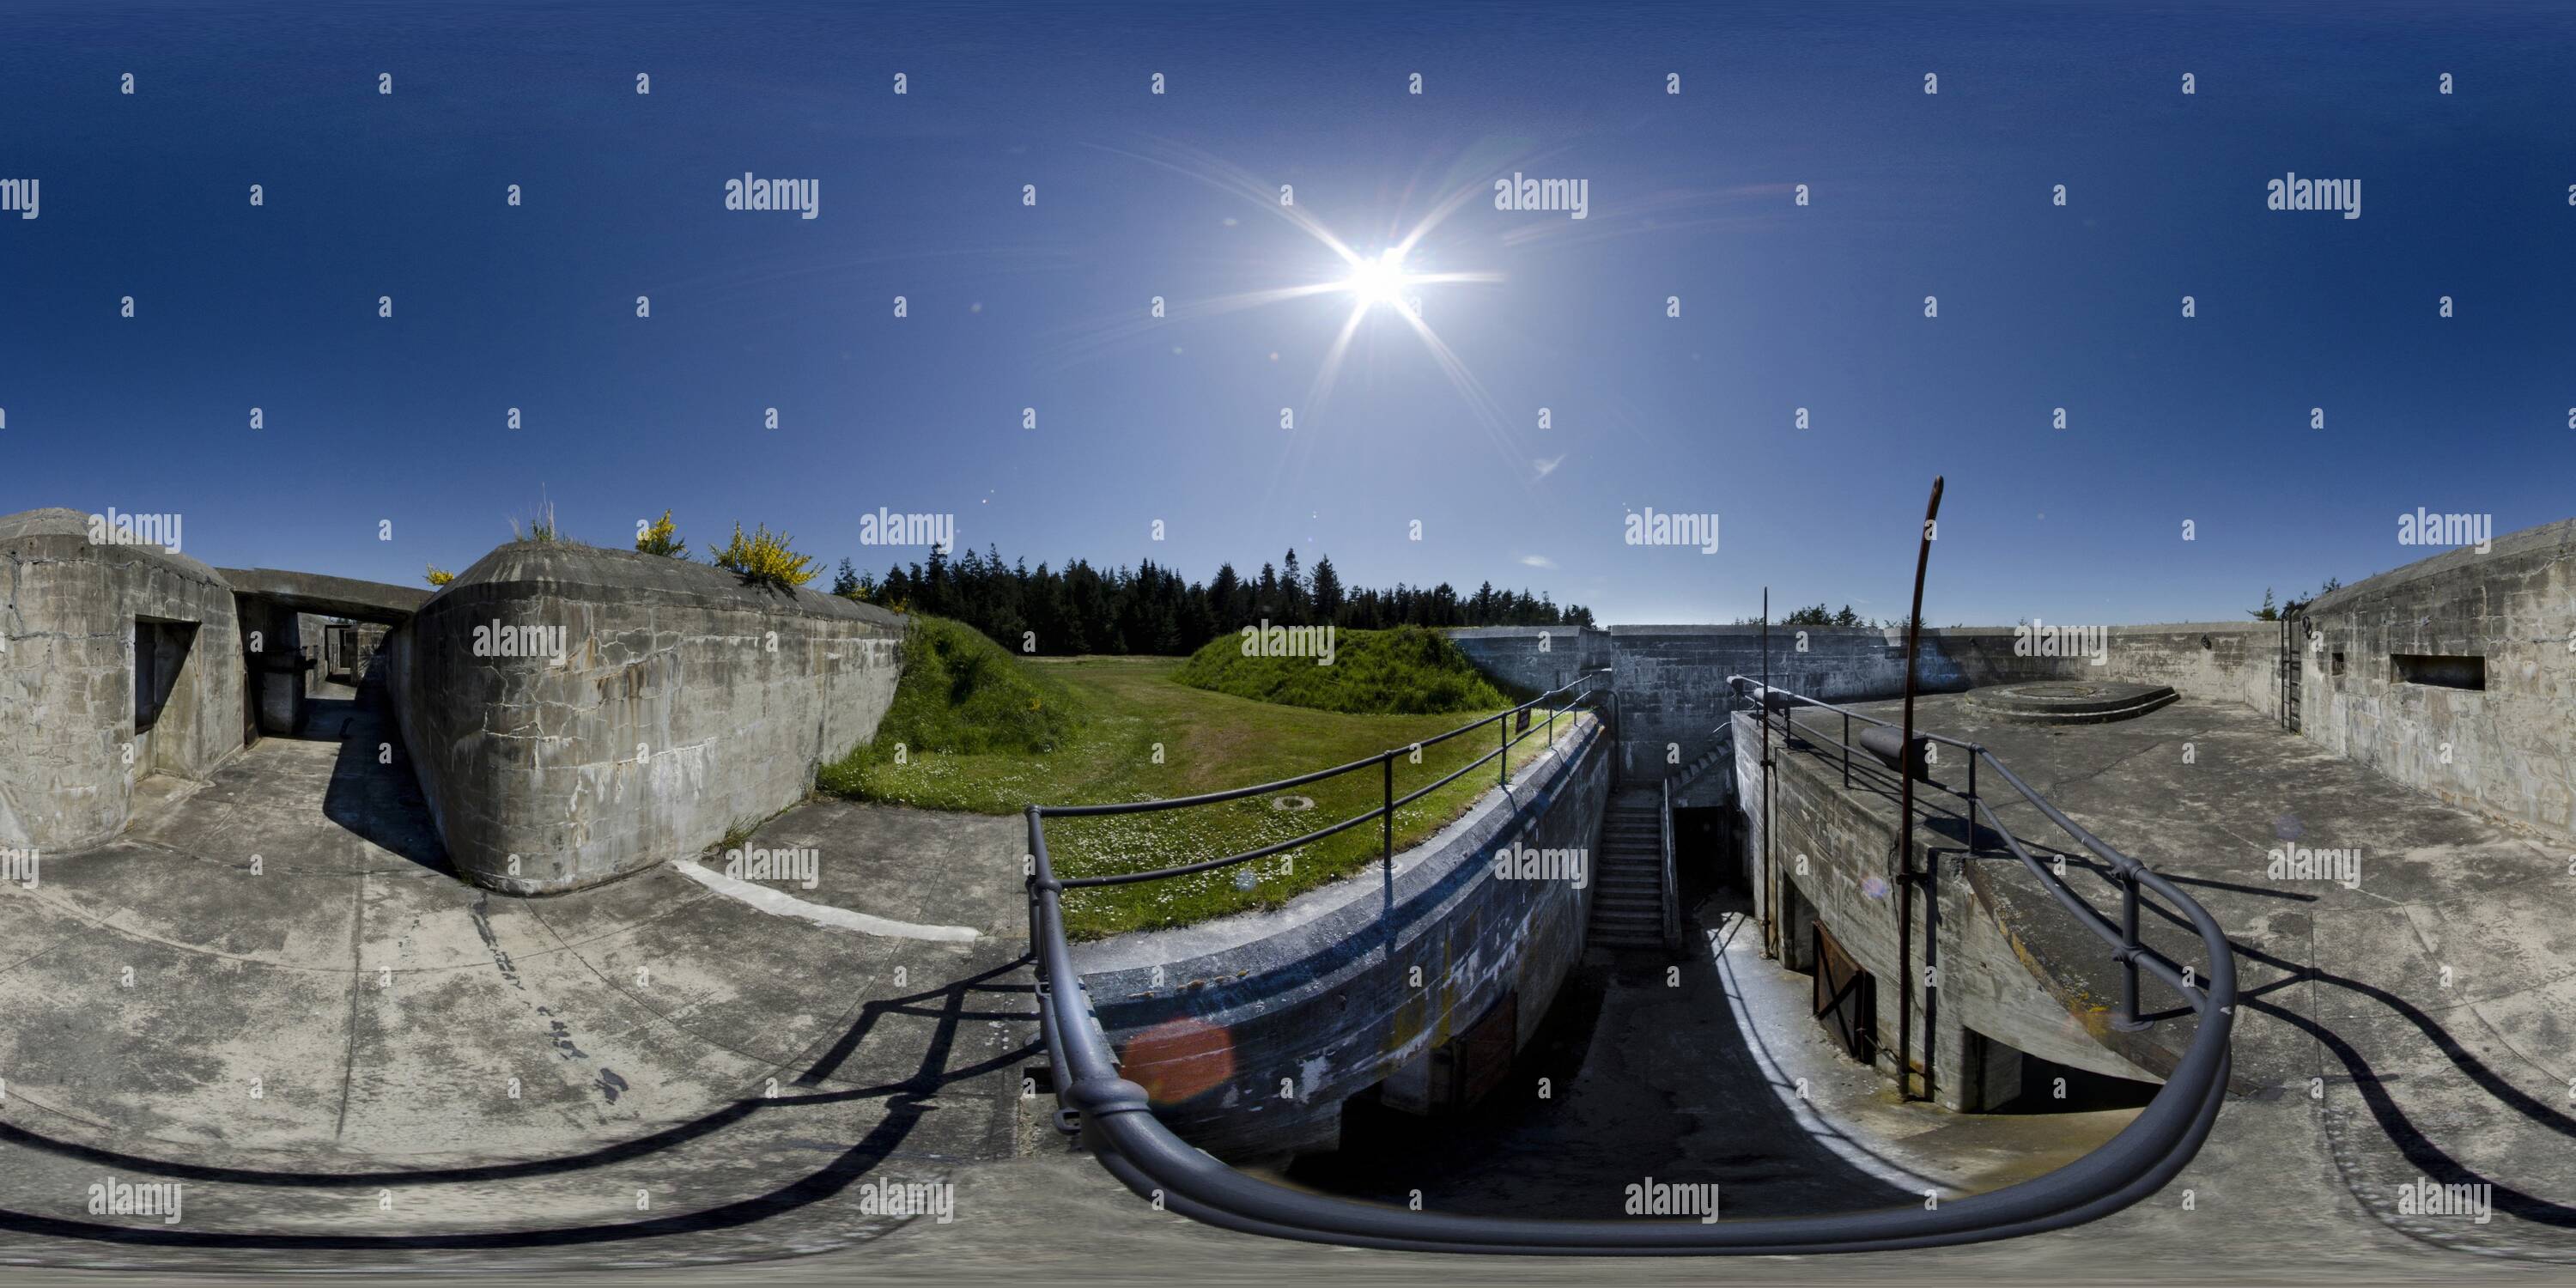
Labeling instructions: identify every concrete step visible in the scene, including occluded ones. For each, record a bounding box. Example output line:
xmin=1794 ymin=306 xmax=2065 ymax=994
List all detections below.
xmin=1591 ymin=918 xmax=1661 ymax=934
xmin=1592 ymin=933 xmax=1665 ymax=950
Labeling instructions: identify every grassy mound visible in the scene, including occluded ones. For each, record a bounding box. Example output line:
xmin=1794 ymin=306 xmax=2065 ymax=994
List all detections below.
xmin=817 ymin=615 xmax=1082 ymax=795
xmin=1171 ymin=624 xmax=1509 ymax=714
xmin=817 ymin=649 xmax=1577 ymax=939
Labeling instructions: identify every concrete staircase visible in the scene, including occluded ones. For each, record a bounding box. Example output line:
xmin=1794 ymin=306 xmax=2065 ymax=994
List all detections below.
xmin=1589 ymin=789 xmax=1668 ymax=951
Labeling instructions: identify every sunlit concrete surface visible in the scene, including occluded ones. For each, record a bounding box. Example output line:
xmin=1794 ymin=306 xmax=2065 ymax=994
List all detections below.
xmin=1767 ymin=691 xmax=2576 ymax=1262
xmin=0 ymin=681 xmax=1034 ymax=1273
xmin=2 ymin=680 xmax=2567 ymax=1278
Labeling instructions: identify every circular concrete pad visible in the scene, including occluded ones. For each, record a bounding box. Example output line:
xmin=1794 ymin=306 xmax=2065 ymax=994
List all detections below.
xmin=1965 ymin=679 xmax=2178 ymax=724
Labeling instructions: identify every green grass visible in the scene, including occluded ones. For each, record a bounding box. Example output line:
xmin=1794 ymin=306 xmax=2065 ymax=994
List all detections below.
xmin=820 ymin=637 xmax=1584 ymax=940
xmin=816 ymin=617 xmax=1084 ymax=801
xmin=1171 ymin=624 xmax=1511 ymax=714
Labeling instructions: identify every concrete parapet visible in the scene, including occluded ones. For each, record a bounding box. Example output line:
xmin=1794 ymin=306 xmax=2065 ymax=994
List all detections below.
xmin=0 ymin=507 xmax=245 ymax=850
xmin=1071 ymin=715 xmax=1611 ymax=1160
xmin=383 ymin=540 xmax=905 ymax=893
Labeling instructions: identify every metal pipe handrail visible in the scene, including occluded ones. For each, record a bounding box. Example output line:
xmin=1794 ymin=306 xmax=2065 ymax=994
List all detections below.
xmin=1728 ymin=676 xmax=1983 ymax=751
xmin=1024 ymin=792 xmax=2235 ymax=1251
xmin=1042 ymin=670 xmax=1611 ymax=887
xmin=1022 ymin=667 xmax=2238 ymax=1255
xmin=1730 ymin=676 xmax=2203 ymax=1027
xmin=1657 ymin=775 xmax=1681 ymax=949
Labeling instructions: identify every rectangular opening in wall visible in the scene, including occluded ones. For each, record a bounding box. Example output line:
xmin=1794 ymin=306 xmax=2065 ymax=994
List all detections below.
xmin=132 ymin=617 xmax=199 ymax=735
xmin=2331 ymin=652 xmax=2346 ymax=678
xmin=133 ymin=620 xmax=161 ymax=732
xmin=1810 ymin=920 xmax=1875 ymax=1066
xmin=2391 ymin=653 xmax=2485 ymax=691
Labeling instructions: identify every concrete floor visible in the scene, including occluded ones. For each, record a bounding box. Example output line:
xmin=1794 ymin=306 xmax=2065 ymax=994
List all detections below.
xmin=1269 ymin=896 xmax=2136 ymax=1218
xmin=0 ymin=680 xmax=1037 ymax=1271
xmin=1 ymin=682 xmax=2569 ymax=1279
xmin=1789 ymin=693 xmax=2576 ymax=1263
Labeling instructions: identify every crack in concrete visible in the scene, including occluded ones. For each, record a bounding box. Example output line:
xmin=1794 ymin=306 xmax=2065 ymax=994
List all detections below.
xmin=333 ymin=870 xmax=367 ymax=1140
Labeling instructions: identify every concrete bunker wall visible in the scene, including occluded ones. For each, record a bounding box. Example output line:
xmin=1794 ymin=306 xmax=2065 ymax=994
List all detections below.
xmin=1454 ymin=623 xmax=2284 ymax=790
xmin=1072 ymin=715 xmax=1610 ymax=1161
xmin=385 ymin=542 xmax=906 ymax=894
xmin=0 ymin=508 xmax=244 ymax=851
xmin=2298 ymin=519 xmax=2576 ymax=842
xmin=1730 ymin=710 xmax=2160 ymax=1109
xmin=1444 ymin=625 xmax=1611 ymax=698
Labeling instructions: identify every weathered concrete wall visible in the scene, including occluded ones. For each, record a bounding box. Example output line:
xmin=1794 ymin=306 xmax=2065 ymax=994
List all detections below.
xmin=386 ymin=542 xmax=906 ymax=894
xmin=295 ymin=613 xmax=331 ymax=695
xmin=232 ymin=596 xmax=311 ymax=737
xmin=1732 ymin=710 xmax=2158 ymax=1109
xmin=1444 ymin=625 xmax=1610 ymax=699
xmin=1455 ymin=623 xmax=2287 ymax=793
xmin=2099 ymin=623 xmax=2278 ymax=715
xmin=2298 ymin=519 xmax=2576 ymax=843
xmin=1072 ymin=715 xmax=1610 ymax=1160
xmin=0 ymin=508 xmax=244 ymax=851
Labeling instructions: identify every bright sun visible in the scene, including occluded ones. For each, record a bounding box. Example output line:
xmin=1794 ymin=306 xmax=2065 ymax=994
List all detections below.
xmin=1343 ymin=248 xmax=1408 ymax=307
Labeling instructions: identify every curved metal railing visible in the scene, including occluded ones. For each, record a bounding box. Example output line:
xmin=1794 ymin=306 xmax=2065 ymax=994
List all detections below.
xmin=1022 ymin=670 xmax=2236 ymax=1255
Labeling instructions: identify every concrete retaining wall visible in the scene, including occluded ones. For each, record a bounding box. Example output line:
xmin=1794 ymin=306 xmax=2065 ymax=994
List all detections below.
xmin=2298 ymin=519 xmax=2576 ymax=842
xmin=1733 ymin=710 xmax=2160 ymax=1109
xmin=1444 ymin=626 xmax=1610 ymax=699
xmin=1454 ymin=623 xmax=2286 ymax=791
xmin=0 ymin=508 xmax=244 ymax=850
xmin=385 ymin=542 xmax=906 ymax=894
xmin=1071 ymin=715 xmax=1610 ymax=1160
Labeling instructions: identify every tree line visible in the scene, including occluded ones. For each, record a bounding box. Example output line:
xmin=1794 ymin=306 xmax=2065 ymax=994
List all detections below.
xmin=834 ymin=545 xmax=1594 ymax=657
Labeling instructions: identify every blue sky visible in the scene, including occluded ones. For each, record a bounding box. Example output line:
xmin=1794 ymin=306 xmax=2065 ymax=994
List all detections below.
xmin=4 ymin=0 xmax=2571 ymax=625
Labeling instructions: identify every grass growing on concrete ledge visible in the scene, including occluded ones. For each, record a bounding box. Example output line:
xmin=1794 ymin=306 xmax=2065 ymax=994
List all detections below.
xmin=1170 ymin=624 xmax=1511 ymax=714
xmin=817 ymin=616 xmax=1085 ymax=791
xmin=820 ymin=647 xmax=1583 ymax=939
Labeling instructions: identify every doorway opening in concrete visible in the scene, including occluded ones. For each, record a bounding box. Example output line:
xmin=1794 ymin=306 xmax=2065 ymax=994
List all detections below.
xmin=1811 ymin=920 xmax=1876 ymax=1066
xmin=131 ymin=617 xmax=202 ymax=777
xmin=1673 ymin=805 xmax=1734 ymax=902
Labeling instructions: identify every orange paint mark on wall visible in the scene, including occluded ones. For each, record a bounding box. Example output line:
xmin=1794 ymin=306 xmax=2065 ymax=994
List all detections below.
xmin=1122 ymin=1017 xmax=1236 ymax=1103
